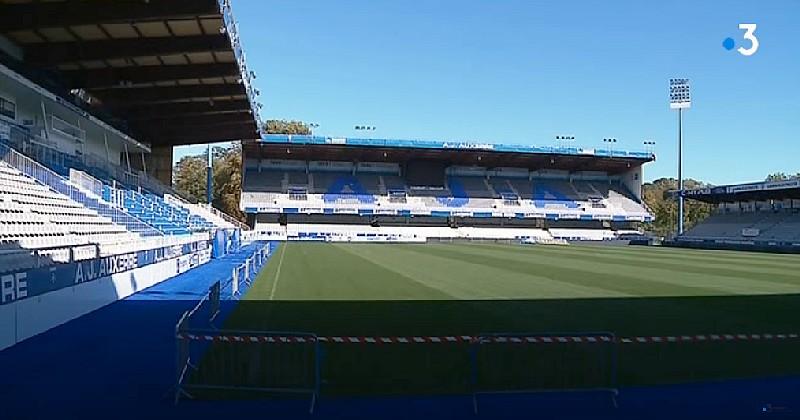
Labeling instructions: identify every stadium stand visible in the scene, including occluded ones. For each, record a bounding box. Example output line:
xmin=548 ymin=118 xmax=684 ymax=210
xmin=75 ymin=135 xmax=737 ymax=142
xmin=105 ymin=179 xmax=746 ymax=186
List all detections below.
xmin=241 ymin=164 xmax=650 ymax=219
xmin=683 ymin=211 xmax=800 ymax=242
xmin=0 ymin=0 xmax=257 ymax=356
xmin=0 ymin=161 xmax=137 ymax=247
xmin=677 ymin=179 xmax=800 ymax=250
xmin=241 ymin=135 xmax=654 ymax=242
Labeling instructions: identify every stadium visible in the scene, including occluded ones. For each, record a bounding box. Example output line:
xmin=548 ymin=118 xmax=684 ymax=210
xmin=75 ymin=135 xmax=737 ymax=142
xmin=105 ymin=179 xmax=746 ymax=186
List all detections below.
xmin=1 ymin=1 xmax=799 ymax=419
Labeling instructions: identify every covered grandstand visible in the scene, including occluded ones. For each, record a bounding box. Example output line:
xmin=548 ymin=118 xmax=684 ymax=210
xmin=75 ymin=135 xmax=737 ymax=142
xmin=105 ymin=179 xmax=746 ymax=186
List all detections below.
xmin=241 ymin=134 xmax=655 ymax=242
xmin=0 ymin=0 xmax=256 ymax=351
xmin=0 ymin=0 xmax=260 ymax=184
xmin=675 ymin=179 xmax=800 ymax=252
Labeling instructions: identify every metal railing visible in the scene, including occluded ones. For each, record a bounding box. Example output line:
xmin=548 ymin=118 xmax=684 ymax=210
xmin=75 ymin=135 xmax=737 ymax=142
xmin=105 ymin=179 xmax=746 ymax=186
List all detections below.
xmin=164 ymin=193 xmax=250 ymax=231
xmin=174 ymin=243 xmax=319 ymax=411
xmin=470 ymin=331 xmax=619 ymax=414
xmin=206 ymin=203 xmax=250 ymax=230
xmin=0 ymin=118 xmax=201 ymax=207
xmin=69 ymin=168 xmax=103 ymax=198
xmin=0 ymin=141 xmax=162 ymax=237
xmin=227 ymin=243 xmax=271 ymax=297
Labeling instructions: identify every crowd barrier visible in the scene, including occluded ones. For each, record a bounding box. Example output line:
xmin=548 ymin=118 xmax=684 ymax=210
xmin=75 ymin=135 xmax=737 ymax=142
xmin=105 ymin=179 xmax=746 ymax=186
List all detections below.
xmin=175 ymin=243 xmax=321 ymax=412
xmin=228 ymin=244 xmax=271 ymax=298
xmin=173 ymin=326 xmax=800 ymax=412
xmin=469 ymin=332 xmax=618 ymax=414
xmin=175 ymin=281 xmax=223 ymax=403
xmin=176 ymin=328 xmax=321 ymax=412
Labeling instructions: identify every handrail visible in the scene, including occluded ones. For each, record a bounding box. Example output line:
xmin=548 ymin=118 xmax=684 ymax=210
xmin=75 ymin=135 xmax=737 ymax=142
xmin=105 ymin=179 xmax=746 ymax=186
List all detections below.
xmin=206 ymin=203 xmax=250 ymax=230
xmin=0 ymin=138 xmax=163 ymax=237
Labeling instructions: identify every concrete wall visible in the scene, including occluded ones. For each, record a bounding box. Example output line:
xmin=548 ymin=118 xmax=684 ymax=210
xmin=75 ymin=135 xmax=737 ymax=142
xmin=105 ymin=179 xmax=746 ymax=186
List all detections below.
xmin=621 ymin=166 xmax=644 ymax=200
xmin=146 ymin=145 xmax=173 ymax=186
xmin=0 ymin=248 xmax=211 ymax=351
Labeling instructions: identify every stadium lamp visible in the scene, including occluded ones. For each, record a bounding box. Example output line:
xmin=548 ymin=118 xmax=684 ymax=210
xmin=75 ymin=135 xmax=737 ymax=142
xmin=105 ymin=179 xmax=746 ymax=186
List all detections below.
xmin=669 ymin=78 xmax=691 ymax=235
xmin=602 ymin=138 xmax=617 ymax=156
xmin=555 ymin=135 xmax=576 ymax=148
xmin=643 ymin=140 xmax=656 ymax=154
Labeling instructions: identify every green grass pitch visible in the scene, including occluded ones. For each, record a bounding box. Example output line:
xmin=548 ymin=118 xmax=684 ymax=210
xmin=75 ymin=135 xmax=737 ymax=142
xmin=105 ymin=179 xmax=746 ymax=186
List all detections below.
xmin=212 ymin=242 xmax=800 ymax=395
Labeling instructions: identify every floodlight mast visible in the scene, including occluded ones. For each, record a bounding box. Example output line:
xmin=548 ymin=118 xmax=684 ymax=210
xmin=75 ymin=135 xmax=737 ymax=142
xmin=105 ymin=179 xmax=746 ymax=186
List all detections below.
xmin=207 ymin=144 xmax=213 ymax=205
xmin=669 ymin=78 xmax=691 ymax=235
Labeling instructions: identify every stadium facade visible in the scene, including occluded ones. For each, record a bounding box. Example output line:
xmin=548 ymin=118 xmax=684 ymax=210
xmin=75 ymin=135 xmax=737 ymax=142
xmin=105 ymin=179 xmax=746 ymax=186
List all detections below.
xmin=241 ymin=134 xmax=655 ymax=242
xmin=676 ymin=179 xmax=800 ymax=252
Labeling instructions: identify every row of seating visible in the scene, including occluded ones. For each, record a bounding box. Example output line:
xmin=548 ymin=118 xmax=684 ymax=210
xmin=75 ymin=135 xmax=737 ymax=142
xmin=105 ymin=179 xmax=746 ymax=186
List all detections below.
xmin=4 ymin=132 xmax=231 ymax=237
xmin=117 ymin=188 xmax=215 ymax=235
xmin=245 ymin=169 xmax=636 ymax=199
xmin=682 ymin=211 xmax=800 ymax=242
xmin=242 ymin=169 xmax=647 ymax=215
xmin=0 ymin=162 xmax=140 ymax=252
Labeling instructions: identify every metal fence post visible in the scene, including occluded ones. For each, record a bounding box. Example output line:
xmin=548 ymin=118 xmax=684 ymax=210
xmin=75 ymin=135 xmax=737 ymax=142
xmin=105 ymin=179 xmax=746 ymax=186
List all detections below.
xmin=232 ymin=266 xmax=239 ymax=297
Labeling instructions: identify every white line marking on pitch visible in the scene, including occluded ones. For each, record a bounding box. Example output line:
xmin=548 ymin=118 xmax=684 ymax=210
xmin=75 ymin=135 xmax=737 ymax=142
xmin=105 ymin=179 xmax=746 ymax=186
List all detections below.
xmin=269 ymin=242 xmax=287 ymax=300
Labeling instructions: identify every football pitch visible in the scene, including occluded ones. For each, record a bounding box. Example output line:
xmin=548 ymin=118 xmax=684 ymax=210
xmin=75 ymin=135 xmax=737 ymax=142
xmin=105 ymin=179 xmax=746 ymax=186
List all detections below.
xmin=210 ymin=242 xmax=800 ymax=395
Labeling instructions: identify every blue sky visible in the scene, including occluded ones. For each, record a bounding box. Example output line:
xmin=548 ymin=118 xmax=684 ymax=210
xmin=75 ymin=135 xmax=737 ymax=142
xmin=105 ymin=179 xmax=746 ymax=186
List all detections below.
xmin=176 ymin=0 xmax=800 ymax=185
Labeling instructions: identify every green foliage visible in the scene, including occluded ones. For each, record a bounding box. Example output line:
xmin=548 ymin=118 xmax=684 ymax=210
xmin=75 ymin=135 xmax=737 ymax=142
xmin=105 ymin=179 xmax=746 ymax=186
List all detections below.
xmin=766 ymin=172 xmax=800 ymax=181
xmin=172 ymin=144 xmax=244 ymax=222
xmin=172 ymin=154 xmax=207 ymax=204
xmin=212 ymin=143 xmax=244 ymax=221
xmin=642 ymin=178 xmax=715 ymax=237
xmin=264 ymin=119 xmax=311 ymax=135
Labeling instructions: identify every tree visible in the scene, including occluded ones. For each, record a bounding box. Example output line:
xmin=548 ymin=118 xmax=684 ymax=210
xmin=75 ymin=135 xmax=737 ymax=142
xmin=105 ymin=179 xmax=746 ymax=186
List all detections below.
xmin=172 ymin=144 xmax=245 ymax=222
xmin=641 ymin=178 xmax=715 ymax=238
xmin=211 ymin=143 xmax=244 ymax=221
xmin=766 ymin=172 xmax=789 ymax=181
xmin=264 ymin=119 xmax=311 ymax=135
xmin=172 ymin=154 xmax=207 ymax=203
xmin=766 ymin=172 xmax=800 ymax=181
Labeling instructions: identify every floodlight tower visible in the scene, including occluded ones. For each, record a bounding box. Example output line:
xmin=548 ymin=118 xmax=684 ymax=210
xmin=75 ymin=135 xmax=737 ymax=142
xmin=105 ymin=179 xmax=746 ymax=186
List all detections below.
xmin=669 ymin=78 xmax=691 ymax=235
xmin=354 ymin=125 xmax=377 ymax=134
xmin=602 ymin=138 xmax=617 ymax=155
xmin=206 ymin=144 xmax=213 ymax=205
xmin=555 ymin=135 xmax=575 ymax=148
xmin=643 ymin=140 xmax=656 ymax=155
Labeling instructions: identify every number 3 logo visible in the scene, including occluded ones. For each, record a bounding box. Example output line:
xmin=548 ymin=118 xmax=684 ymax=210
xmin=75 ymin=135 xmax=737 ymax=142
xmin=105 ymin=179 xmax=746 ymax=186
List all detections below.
xmin=737 ymin=23 xmax=759 ymax=56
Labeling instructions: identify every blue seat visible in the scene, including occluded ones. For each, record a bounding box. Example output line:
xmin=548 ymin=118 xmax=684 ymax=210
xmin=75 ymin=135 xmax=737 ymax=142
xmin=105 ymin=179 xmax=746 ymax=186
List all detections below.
xmin=532 ymin=183 xmax=579 ymax=208
xmin=436 ymin=178 xmax=469 ymax=207
xmin=322 ymin=176 xmax=375 ymax=204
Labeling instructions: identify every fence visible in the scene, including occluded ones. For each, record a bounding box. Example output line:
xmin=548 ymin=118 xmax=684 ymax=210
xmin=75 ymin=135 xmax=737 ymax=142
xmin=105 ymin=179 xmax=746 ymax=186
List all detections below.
xmin=0 ymin=118 xmax=202 ymax=206
xmin=174 ymin=243 xmax=320 ymax=412
xmin=176 ymin=328 xmax=321 ymax=412
xmin=69 ymin=168 xmax=103 ymax=198
xmin=227 ymin=243 xmax=271 ymax=298
xmin=0 ymin=140 xmax=162 ymax=237
xmin=174 ymin=281 xmax=223 ymax=402
xmin=164 ymin=193 xmax=250 ymax=231
xmin=470 ymin=332 xmax=618 ymax=414
xmin=205 ymin=203 xmax=250 ymax=230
